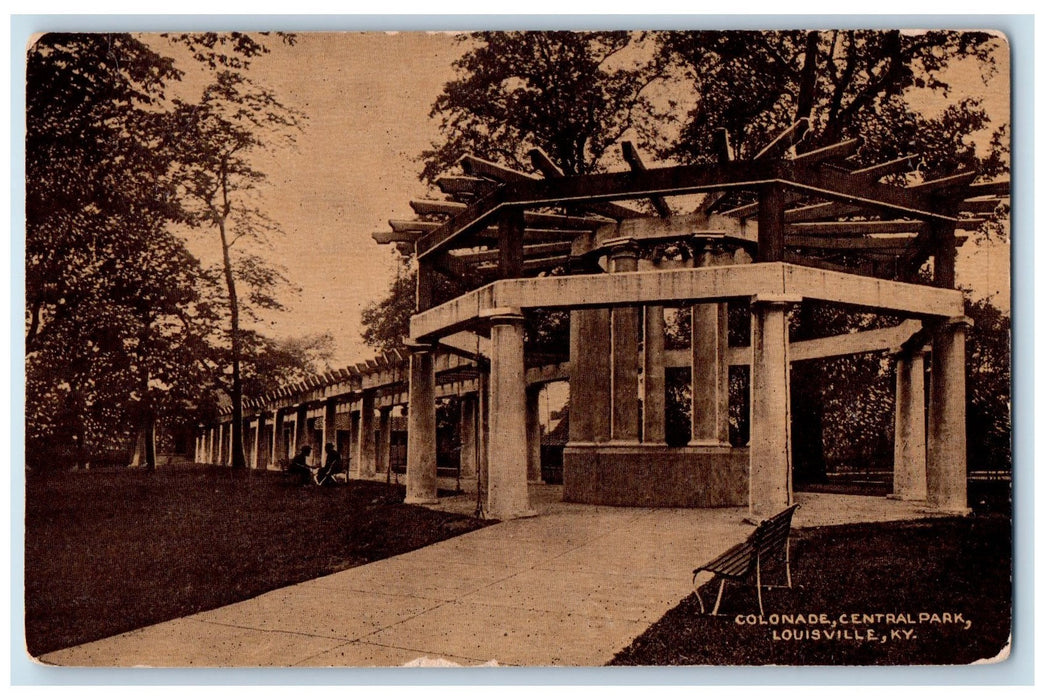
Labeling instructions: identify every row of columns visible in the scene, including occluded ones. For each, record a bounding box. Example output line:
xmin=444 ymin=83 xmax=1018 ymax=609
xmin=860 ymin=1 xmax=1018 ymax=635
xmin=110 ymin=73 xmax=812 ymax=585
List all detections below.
xmin=568 ymin=238 xmax=733 ymax=448
xmin=405 ymin=310 xmax=538 ymax=520
xmin=198 ymin=391 xmax=394 ymax=481
xmin=892 ymin=318 xmax=971 ymax=513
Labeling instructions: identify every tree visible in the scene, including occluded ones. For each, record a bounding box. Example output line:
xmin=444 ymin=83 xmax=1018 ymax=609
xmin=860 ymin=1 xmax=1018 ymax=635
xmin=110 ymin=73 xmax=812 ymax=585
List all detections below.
xmin=25 ymin=33 xmax=214 ymax=470
xmin=421 ymin=31 xmax=658 ymax=181
xmin=168 ymin=69 xmax=304 ymax=469
xmin=653 ymin=30 xmax=1009 ymax=481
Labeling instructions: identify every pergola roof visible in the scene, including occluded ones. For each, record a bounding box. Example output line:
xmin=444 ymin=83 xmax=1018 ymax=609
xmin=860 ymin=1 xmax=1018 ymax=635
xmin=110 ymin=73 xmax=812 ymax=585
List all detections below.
xmin=373 ymin=121 xmax=1007 ymax=281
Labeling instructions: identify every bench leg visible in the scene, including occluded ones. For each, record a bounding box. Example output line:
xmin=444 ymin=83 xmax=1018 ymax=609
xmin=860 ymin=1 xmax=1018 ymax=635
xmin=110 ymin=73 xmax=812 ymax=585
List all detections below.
xmin=756 ymin=554 xmax=765 ymax=617
xmin=693 ymin=573 xmax=706 ymax=614
xmin=711 ymin=579 xmax=727 ymax=616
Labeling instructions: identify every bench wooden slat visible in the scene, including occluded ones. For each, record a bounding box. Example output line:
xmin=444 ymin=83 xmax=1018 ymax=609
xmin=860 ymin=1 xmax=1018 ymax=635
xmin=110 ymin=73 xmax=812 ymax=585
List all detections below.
xmin=692 ymin=504 xmax=800 ymax=615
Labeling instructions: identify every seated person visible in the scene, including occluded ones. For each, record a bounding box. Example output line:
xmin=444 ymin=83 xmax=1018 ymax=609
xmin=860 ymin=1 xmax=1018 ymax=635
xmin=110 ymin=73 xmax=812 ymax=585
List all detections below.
xmin=316 ymin=442 xmax=342 ymax=486
xmin=287 ymin=445 xmax=313 ymax=485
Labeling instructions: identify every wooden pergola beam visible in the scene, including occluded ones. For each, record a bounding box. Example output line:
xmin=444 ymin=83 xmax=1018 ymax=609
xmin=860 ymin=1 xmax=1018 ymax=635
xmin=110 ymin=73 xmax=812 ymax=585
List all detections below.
xmin=754 ymin=118 xmax=809 ymax=160
xmin=450 ymin=241 xmax=573 ymax=265
xmin=786 ymin=234 xmax=917 ymax=251
xmin=622 ymin=141 xmax=672 ymax=218
xmin=459 ymin=154 xmax=539 ymax=183
xmin=790 ymin=138 xmax=862 ymax=166
xmin=787 ymin=220 xmax=927 ymax=236
xmin=527 ymin=146 xmax=645 ymax=221
xmin=435 ymin=176 xmax=499 ymax=198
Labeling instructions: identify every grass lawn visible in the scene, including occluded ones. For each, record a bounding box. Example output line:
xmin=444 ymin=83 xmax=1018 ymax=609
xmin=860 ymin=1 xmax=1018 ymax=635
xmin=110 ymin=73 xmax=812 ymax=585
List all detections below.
xmin=24 ymin=464 xmax=490 ymax=658
xmin=610 ymin=512 xmax=1011 ymax=665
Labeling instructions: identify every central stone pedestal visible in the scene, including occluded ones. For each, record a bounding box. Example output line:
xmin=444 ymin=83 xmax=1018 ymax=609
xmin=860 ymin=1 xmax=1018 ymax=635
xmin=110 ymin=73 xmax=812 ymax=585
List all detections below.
xmin=562 ymin=444 xmax=749 ymax=507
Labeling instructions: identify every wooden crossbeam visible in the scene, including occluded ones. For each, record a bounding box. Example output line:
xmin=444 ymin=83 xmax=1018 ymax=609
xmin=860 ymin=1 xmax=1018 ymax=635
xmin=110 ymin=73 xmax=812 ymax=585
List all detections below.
xmin=528 ymin=147 xmax=645 ymax=221
xmin=907 ymin=171 xmax=978 ymax=194
xmin=410 ymin=199 xmax=467 ymax=216
xmin=449 ymin=241 xmax=572 ymax=265
xmin=372 ymin=230 xmax=422 ymax=244
xmin=959 ymin=197 xmax=1005 ymax=214
xmin=459 ymin=154 xmax=539 ymax=182
xmin=845 ymin=154 xmax=920 ymax=182
xmin=787 ymin=220 xmax=926 ymax=236
xmin=790 ymin=138 xmax=862 ymax=166
xmin=967 ymin=180 xmax=1010 ymax=197
xmin=622 ymin=141 xmax=672 ymax=218
xmin=436 ymin=176 xmax=500 ymax=198
xmin=783 ymin=163 xmax=959 ymax=221
xmin=389 ymin=219 xmax=441 ymax=233
xmin=786 ymin=234 xmax=916 ymax=251
xmin=754 ymin=118 xmax=810 ymax=160
xmin=408 ymin=201 xmax=606 ymax=230
xmin=476 ymin=254 xmax=570 ymax=273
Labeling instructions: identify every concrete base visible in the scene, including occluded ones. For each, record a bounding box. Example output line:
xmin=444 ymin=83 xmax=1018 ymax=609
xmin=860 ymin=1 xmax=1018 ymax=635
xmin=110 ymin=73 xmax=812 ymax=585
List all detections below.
xmin=404 ymin=497 xmax=440 ymax=506
xmin=563 ymin=444 xmax=748 ymax=507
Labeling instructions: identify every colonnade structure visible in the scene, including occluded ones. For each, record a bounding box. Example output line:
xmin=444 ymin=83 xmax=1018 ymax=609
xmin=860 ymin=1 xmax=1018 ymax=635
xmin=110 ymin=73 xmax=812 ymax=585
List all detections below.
xmin=198 ymin=119 xmax=1007 ymax=521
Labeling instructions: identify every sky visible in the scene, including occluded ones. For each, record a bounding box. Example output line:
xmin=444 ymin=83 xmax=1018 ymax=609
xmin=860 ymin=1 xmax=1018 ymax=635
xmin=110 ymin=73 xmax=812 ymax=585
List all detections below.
xmin=146 ymin=31 xmax=1011 ymax=370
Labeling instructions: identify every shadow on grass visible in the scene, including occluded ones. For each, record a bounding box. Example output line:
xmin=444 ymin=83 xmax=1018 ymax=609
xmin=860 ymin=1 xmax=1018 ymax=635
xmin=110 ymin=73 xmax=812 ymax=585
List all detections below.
xmin=24 ymin=464 xmax=492 ymax=657
xmin=610 ymin=514 xmax=1011 ymax=665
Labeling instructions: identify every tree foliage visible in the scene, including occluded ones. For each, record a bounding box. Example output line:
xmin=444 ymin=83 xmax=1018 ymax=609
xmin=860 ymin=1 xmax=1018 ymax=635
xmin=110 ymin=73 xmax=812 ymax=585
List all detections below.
xmin=421 ymin=31 xmax=659 ymax=181
xmin=25 ymin=32 xmax=309 ymax=470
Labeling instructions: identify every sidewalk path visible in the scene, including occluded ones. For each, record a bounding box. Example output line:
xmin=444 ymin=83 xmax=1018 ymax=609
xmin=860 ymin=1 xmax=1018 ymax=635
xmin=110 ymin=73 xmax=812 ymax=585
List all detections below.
xmin=40 ymin=488 xmax=939 ymax=667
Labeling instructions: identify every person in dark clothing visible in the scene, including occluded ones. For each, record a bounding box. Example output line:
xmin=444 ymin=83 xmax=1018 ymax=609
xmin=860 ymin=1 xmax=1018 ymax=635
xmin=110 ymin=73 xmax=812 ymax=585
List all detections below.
xmin=317 ymin=442 xmax=342 ymax=486
xmin=287 ymin=445 xmax=313 ymax=485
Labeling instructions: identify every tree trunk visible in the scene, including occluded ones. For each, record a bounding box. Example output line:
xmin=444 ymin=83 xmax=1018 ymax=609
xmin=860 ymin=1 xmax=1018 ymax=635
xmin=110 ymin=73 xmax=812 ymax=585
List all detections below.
xmin=218 ymin=217 xmax=247 ymax=470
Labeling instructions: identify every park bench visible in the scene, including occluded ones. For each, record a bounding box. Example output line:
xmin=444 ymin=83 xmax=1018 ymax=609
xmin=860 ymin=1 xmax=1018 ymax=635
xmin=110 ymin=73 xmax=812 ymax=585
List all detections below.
xmin=692 ymin=504 xmax=800 ymax=616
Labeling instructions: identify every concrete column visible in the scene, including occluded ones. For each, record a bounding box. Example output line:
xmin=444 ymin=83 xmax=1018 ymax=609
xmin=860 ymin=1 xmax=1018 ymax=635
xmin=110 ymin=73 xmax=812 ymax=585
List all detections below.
xmin=194 ymin=434 xmax=201 ymax=463
xmin=405 ymin=343 xmax=438 ymax=504
xmin=892 ymin=351 xmax=928 ymax=501
xmin=250 ymin=416 xmax=263 ymax=469
xmin=526 ymin=386 xmax=543 ymax=483
xmin=569 ymin=308 xmax=613 ymax=443
xmin=748 ymin=296 xmax=797 ymax=519
xmin=349 ymin=411 xmax=360 ymax=476
xmin=459 ymin=395 xmax=478 ymax=477
xmin=927 ymin=317 xmax=972 ymax=514
xmin=690 ymin=302 xmax=730 ymax=445
xmin=479 ymin=372 xmax=490 ymax=509
xmin=217 ymin=423 xmax=226 ymax=466
xmin=322 ymin=399 xmax=337 ymax=468
xmin=206 ymin=428 xmax=214 ymax=463
xmin=609 ymin=239 xmax=640 ymax=442
xmin=358 ymin=391 xmax=377 ymax=478
xmin=377 ymin=406 xmax=393 ymax=481
xmin=271 ymin=410 xmax=283 ymax=468
xmin=691 ymin=245 xmax=731 ymax=446
xmin=486 ymin=309 xmax=536 ymax=519
xmin=295 ymin=405 xmax=308 ymax=461
xmin=643 ymin=304 xmax=666 ymax=444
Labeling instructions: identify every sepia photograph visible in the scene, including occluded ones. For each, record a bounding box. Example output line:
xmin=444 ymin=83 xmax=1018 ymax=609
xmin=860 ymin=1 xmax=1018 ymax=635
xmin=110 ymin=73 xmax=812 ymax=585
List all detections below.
xmin=22 ymin=26 xmax=1012 ymax=669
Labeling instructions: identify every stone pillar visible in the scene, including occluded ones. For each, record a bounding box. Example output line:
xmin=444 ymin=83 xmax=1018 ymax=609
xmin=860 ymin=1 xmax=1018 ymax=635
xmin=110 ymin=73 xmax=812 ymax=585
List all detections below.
xmin=892 ymin=350 xmax=928 ymax=501
xmin=349 ymin=410 xmax=360 ymax=476
xmin=377 ymin=406 xmax=393 ymax=481
xmin=295 ymin=405 xmax=308 ymax=460
xmin=569 ymin=307 xmax=612 ymax=443
xmin=486 ymin=309 xmax=536 ymax=520
xmin=321 ymin=399 xmax=337 ymax=468
xmin=459 ymin=394 xmax=478 ymax=477
xmin=609 ymin=239 xmax=640 ymax=442
xmin=359 ymin=391 xmax=377 ymax=478
xmin=250 ymin=416 xmax=263 ymax=469
xmin=479 ymin=372 xmax=490 ymax=508
xmin=526 ymin=386 xmax=543 ymax=483
xmin=691 ymin=245 xmax=730 ymax=446
xmin=405 ymin=343 xmax=438 ymax=504
xmin=207 ymin=428 xmax=215 ymax=464
xmin=927 ymin=317 xmax=972 ymax=514
xmin=643 ymin=303 xmax=666 ymax=444
xmin=217 ymin=423 xmax=226 ymax=466
xmin=748 ymin=296 xmax=797 ymax=519
xmin=271 ymin=409 xmax=284 ymax=468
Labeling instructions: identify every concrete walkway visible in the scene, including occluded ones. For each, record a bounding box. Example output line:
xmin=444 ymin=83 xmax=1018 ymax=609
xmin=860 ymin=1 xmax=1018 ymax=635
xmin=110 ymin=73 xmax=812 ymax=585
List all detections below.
xmin=40 ymin=486 xmax=940 ymax=667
